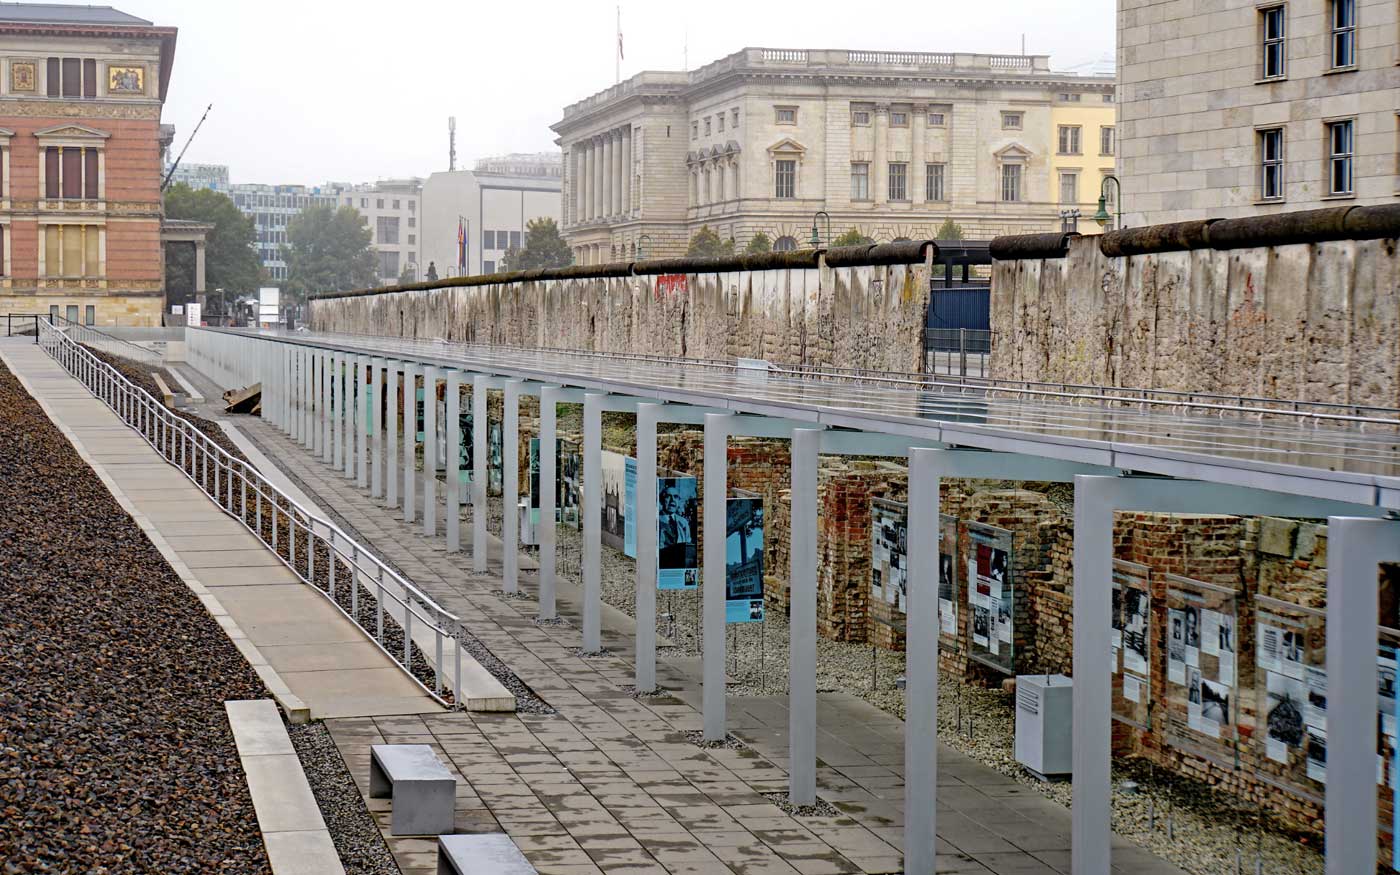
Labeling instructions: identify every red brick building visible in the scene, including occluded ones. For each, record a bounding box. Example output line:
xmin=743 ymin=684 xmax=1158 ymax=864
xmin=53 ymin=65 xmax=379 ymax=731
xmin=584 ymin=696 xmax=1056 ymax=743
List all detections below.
xmin=0 ymin=4 xmax=176 ymax=326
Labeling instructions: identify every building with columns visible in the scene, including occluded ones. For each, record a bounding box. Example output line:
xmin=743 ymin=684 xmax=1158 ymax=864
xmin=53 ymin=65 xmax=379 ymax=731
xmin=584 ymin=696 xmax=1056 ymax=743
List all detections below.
xmin=552 ymin=48 xmax=1114 ymax=262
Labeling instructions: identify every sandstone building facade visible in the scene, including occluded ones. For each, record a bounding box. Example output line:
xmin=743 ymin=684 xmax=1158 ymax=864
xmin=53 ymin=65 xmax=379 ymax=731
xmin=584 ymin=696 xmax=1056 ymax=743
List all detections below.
xmin=0 ymin=4 xmax=175 ymax=326
xmin=1118 ymin=0 xmax=1399 ymax=225
xmin=552 ymin=48 xmax=1115 ymax=263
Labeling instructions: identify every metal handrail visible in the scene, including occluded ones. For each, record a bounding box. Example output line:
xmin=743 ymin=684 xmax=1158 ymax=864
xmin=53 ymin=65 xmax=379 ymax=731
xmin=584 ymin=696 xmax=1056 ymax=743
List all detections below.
xmin=37 ymin=321 xmax=466 ymax=708
xmin=46 ymin=314 xmax=165 ymax=366
xmin=282 ymin=328 xmax=1400 ymax=430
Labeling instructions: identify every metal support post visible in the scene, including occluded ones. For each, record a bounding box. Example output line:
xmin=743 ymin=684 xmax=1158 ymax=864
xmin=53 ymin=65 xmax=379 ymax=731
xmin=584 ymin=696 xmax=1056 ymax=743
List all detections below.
xmin=386 ymin=361 xmax=399 ymax=508
xmin=320 ymin=350 xmax=331 ymax=464
xmin=1325 ymin=518 xmax=1400 ymax=875
xmin=371 ymin=357 xmax=384 ymax=498
xmin=446 ymin=370 xmax=462 ymax=553
xmin=788 ymin=427 xmax=820 ymax=805
xmin=540 ymin=386 xmax=561 ymax=620
xmin=582 ymin=392 xmax=604 ymax=651
xmin=303 ymin=347 xmax=313 ymax=449
xmin=702 ymin=412 xmax=732 ymax=741
xmin=904 ymin=447 xmax=942 ymax=875
xmin=402 ymin=363 xmax=416 ymax=524
xmin=1072 ymin=475 xmax=1117 ymax=875
xmin=635 ymin=402 xmax=662 ymax=692
xmin=422 ymin=366 xmax=438 ymax=536
xmin=344 ymin=353 xmax=357 ymax=480
xmin=472 ymin=374 xmax=488 ymax=573
xmin=357 ymin=355 xmax=369 ymax=488
xmin=504 ymin=380 xmax=522 ymax=593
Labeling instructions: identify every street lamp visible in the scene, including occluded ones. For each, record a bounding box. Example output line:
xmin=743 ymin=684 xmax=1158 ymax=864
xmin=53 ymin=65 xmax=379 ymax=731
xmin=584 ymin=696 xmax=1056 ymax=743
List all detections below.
xmin=809 ymin=210 xmax=831 ymax=248
xmin=637 ymin=234 xmax=653 ymax=260
xmin=1094 ymin=175 xmax=1123 ymax=231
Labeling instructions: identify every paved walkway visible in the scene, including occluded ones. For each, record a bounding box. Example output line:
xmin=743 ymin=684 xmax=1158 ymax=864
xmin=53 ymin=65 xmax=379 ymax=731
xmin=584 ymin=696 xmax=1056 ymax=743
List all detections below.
xmin=2 ymin=341 xmax=439 ymax=720
xmin=209 ymin=373 xmax=1186 ymax=875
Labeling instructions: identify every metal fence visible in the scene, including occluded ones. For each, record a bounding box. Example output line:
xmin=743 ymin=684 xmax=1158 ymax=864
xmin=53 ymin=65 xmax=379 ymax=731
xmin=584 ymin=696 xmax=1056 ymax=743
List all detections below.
xmin=37 ymin=320 xmax=467 ymax=708
xmin=923 ymin=328 xmax=992 ymax=378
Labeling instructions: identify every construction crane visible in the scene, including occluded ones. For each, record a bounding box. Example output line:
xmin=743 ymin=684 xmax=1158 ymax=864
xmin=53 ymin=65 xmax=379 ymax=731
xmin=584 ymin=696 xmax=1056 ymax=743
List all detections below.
xmin=161 ymin=103 xmax=212 ymax=191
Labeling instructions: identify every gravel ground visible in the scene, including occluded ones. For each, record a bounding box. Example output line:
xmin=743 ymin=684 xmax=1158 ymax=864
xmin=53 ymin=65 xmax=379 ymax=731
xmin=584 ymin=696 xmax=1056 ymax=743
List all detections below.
xmin=287 ymin=722 xmax=398 ymax=875
xmin=488 ymin=487 xmax=1326 ymax=875
xmin=0 ymin=358 xmax=272 ymax=873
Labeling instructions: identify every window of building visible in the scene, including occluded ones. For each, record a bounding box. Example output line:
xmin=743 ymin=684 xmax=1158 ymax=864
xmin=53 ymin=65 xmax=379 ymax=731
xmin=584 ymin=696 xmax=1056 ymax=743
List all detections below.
xmin=1058 ymin=171 xmax=1079 ymax=205
xmin=43 ymin=146 xmax=100 ymax=200
xmin=408 ymin=216 xmax=416 ymax=228
xmin=1001 ymin=163 xmax=1022 ymax=202
xmin=408 ymin=234 xmax=416 ymax=245
xmin=774 ymin=159 xmax=796 ymax=198
xmin=49 ymin=304 xmax=58 ymax=321
xmin=484 ymin=259 xmax=496 ymax=273
xmin=1002 ymin=111 xmax=1023 ymax=130
xmin=1327 ymin=119 xmax=1354 ymax=195
xmin=691 ymin=121 xmax=698 ymax=140
xmin=392 ymin=199 xmax=400 ymax=209
xmin=1100 ymin=126 xmax=1116 ymax=156
xmin=1261 ymin=5 xmax=1287 ymax=78
xmin=1103 ymin=93 xmax=1115 ymax=103
xmin=378 ymin=250 xmax=399 ymax=279
xmin=408 ymin=200 xmax=415 ymax=212
xmin=1329 ymin=0 xmax=1356 ymax=69
xmin=704 ymin=117 xmax=712 ymax=136
xmin=852 ymin=110 xmax=871 ymax=126
xmin=84 ymin=304 xmax=94 ymax=326
xmin=1058 ymin=93 xmax=1082 ymax=102
xmin=717 ymin=113 xmax=725 ymax=132
xmin=927 ymin=112 xmax=946 ymax=127
xmin=1058 ymin=125 xmax=1082 ymax=155
xmin=360 ymin=197 xmax=367 ymax=208
xmin=41 ymin=224 xmax=101 ymax=277
xmin=775 ymin=106 xmax=797 ymax=125
xmin=46 ymin=57 xmax=96 ymax=98
xmin=376 ymin=198 xmax=384 ymax=209
xmin=483 ymin=229 xmax=495 ymax=250
xmin=66 ymin=304 xmax=77 ymax=323
xmin=732 ymin=108 xmax=740 ymax=127
xmin=926 ymin=163 xmax=945 ymax=201
xmin=890 ymin=111 xmax=909 ymax=127
xmin=510 ymin=230 xmax=521 ymax=249
xmin=773 ymin=235 xmax=797 ymax=252
xmin=1259 ymin=128 xmax=1285 ymax=200
xmin=409 ymin=252 xmax=416 ymax=264
xmin=376 ymin=215 xmax=400 ymax=245
xmin=850 ymin=162 xmax=870 ymax=200
xmin=887 ymin=162 xmax=908 ymax=200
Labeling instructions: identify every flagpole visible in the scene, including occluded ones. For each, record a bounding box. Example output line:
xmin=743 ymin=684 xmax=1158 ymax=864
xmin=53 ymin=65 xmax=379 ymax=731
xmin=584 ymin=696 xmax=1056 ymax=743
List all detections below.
xmin=615 ymin=5 xmax=621 ymax=84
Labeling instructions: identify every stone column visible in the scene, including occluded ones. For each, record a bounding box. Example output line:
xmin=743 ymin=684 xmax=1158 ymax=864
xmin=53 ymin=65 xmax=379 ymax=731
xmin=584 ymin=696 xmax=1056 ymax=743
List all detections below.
xmin=194 ymin=240 xmax=206 ymax=296
xmin=873 ymin=104 xmax=889 ymax=205
xmin=583 ymin=142 xmax=594 ymax=221
xmin=621 ymin=126 xmax=632 ymax=217
xmin=574 ymin=147 xmax=585 ymax=224
xmin=602 ymin=134 xmax=613 ymax=219
xmin=912 ymin=104 xmax=927 ymax=204
xmin=593 ymin=137 xmax=604 ymax=220
xmin=613 ymin=130 xmax=624 ymax=216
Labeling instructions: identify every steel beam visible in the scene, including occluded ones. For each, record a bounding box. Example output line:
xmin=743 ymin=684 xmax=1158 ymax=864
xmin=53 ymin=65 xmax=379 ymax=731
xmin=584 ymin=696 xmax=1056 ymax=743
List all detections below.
xmin=472 ymin=374 xmax=488 ymax=574
xmin=702 ymin=412 xmax=733 ymax=741
xmin=356 ymin=355 xmax=369 ymax=489
xmin=904 ymin=446 xmax=942 ymax=875
xmin=504 ymin=379 xmax=523 ymax=593
xmin=446 ymin=369 xmax=462 ymax=553
xmin=635 ymin=402 xmax=662 ymax=692
xmin=402 ymin=363 xmax=416 ymax=524
xmin=371 ymin=357 xmax=385 ymax=498
xmin=540 ymin=385 xmax=562 ymax=620
xmin=386 ymin=361 xmax=399 ymax=508
xmin=788 ymin=427 xmax=820 ymax=804
xmin=422 ymin=366 xmax=439 ymax=536
xmin=582 ymin=392 xmax=604 ymax=652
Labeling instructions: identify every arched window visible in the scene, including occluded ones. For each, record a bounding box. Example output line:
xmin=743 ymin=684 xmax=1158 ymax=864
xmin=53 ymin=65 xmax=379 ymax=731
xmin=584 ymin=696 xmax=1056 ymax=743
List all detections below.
xmin=774 ymin=235 xmax=798 ymax=252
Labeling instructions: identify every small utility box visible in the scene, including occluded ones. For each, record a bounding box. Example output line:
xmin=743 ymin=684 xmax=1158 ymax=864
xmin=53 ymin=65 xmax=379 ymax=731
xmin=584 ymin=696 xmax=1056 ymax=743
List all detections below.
xmin=1015 ymin=673 xmax=1073 ymax=779
xmin=519 ymin=500 xmax=537 ymax=546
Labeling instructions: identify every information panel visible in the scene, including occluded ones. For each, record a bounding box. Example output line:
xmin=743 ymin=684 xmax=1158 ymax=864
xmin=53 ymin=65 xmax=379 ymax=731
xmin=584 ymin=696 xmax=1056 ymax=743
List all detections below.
xmin=870 ymin=498 xmax=908 ymax=614
xmin=725 ymin=497 xmax=764 ymax=623
xmin=1111 ymin=560 xmax=1152 ymax=730
xmin=939 ymin=514 xmax=958 ymax=643
xmin=1163 ymin=575 xmax=1238 ymax=759
xmin=966 ymin=522 xmax=1014 ymax=674
xmin=1253 ymin=596 xmax=1327 ymax=800
xmin=487 ymin=421 xmax=502 ymax=495
xmin=657 ymin=476 xmax=699 ymax=590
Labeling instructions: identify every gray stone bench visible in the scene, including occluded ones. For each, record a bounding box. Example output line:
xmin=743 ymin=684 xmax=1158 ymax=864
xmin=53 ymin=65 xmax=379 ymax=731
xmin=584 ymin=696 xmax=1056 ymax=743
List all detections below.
xmin=369 ymin=744 xmax=455 ymax=836
xmin=438 ymin=834 xmax=536 ymax=875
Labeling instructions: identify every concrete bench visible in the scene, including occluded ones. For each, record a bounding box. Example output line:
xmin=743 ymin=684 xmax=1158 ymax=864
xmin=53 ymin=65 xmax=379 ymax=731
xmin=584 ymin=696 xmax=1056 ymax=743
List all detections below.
xmin=369 ymin=744 xmax=456 ymax=836
xmin=437 ymin=834 xmax=536 ymax=875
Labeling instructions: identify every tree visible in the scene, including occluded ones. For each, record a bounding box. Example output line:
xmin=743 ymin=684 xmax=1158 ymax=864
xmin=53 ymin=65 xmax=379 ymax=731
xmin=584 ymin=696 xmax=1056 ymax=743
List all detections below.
xmin=163 ymin=183 xmax=260 ymax=312
xmin=500 ymin=217 xmax=572 ymax=271
xmin=934 ymin=218 xmax=965 ymax=241
xmin=744 ymin=232 xmax=772 ymax=254
xmin=686 ymin=225 xmax=735 ymax=258
xmin=832 ymin=228 xmax=874 ymax=246
xmin=398 ymin=263 xmax=417 ymax=286
xmin=284 ymin=204 xmax=377 ymax=301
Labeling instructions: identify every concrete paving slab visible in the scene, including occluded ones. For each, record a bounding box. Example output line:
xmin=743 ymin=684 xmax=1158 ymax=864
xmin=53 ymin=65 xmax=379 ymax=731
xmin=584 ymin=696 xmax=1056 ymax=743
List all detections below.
xmin=181 ymin=548 xmax=291 ymax=568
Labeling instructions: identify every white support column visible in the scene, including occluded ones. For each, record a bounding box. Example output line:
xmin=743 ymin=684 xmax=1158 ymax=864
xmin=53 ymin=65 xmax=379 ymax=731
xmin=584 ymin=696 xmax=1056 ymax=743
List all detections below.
xmin=472 ymin=374 xmax=488 ymax=573
xmin=503 ymin=380 xmax=522 ymax=594
xmin=344 ymin=354 xmax=357 ymax=480
xmin=539 ymin=386 xmax=561 ymax=620
xmin=304 ymin=348 xmax=314 ymax=449
xmin=281 ymin=345 xmax=291 ymax=432
xmin=386 ymin=361 xmax=399 ymax=509
xmin=582 ymin=392 xmax=605 ymax=652
xmin=702 ymin=412 xmax=732 ymax=741
xmin=402 ymin=363 xmax=416 ymax=524
xmin=446 ymin=370 xmax=462 ymax=553
xmin=356 ymin=355 xmax=369 ymax=489
xmin=635 ymin=402 xmax=661 ymax=692
xmin=422 ymin=366 xmax=438 ymax=536
xmin=1325 ymin=518 xmax=1400 ymax=875
xmin=788 ymin=427 xmax=820 ymax=804
xmin=371 ymin=357 xmax=385 ymax=498
xmin=332 ymin=353 xmax=344 ymax=468
xmin=320 ymin=351 xmax=331 ymax=464
xmin=292 ymin=348 xmax=303 ymax=445
xmin=1072 ymin=475 xmax=1114 ymax=875
xmin=904 ymin=447 xmax=942 ymax=875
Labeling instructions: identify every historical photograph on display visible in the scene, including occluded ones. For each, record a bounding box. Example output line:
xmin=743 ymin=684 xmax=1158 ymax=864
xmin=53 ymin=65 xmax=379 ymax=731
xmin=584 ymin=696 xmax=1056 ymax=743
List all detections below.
xmin=967 ymin=524 xmax=1014 ymax=671
xmin=1111 ymin=586 xmax=1123 ymax=655
xmin=557 ymin=440 xmax=581 ymax=527
xmin=1266 ymin=670 xmax=1308 ymax=761
xmin=600 ymin=450 xmax=627 ymax=553
xmin=1307 ymin=727 xmax=1327 ymax=783
xmin=1199 ymin=678 xmax=1230 ymax=734
xmin=488 ymin=421 xmax=503 ymax=494
xmin=528 ymin=438 xmax=541 ymax=522
xmin=1167 ymin=608 xmax=1186 ymax=685
xmin=870 ymin=500 xmax=907 ymax=613
xmin=623 ymin=457 xmax=638 ymax=558
xmin=657 ymin=477 xmax=699 ymax=590
xmin=457 ymin=412 xmax=473 ymax=484
xmin=972 ymin=605 xmax=990 ymax=648
xmin=724 ymin=498 xmax=764 ymax=623
xmin=938 ymin=515 xmax=957 ymax=638
xmin=1122 ymin=588 xmax=1150 ymax=676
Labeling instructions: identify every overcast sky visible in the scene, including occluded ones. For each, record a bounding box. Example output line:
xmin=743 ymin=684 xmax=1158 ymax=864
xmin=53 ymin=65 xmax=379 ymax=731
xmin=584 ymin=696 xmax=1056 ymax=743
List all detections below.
xmin=128 ymin=0 xmax=1114 ymax=186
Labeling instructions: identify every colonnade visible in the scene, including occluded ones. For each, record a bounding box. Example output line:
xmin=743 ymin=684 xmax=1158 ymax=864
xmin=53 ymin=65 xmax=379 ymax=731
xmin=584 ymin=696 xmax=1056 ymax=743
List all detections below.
xmin=569 ymin=126 xmax=634 ymax=225
xmin=187 ymin=328 xmax=1400 ymax=875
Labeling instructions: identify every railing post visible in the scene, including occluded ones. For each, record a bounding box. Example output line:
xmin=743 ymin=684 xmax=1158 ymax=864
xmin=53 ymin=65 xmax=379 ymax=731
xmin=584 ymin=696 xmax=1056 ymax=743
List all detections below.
xmin=959 ymin=328 xmax=968 ymax=377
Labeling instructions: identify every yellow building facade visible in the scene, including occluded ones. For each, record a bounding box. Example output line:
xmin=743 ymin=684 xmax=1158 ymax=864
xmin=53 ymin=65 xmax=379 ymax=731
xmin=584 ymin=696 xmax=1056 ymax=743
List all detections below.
xmin=1049 ymin=94 xmax=1117 ymax=226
